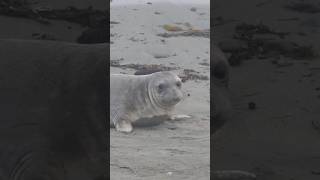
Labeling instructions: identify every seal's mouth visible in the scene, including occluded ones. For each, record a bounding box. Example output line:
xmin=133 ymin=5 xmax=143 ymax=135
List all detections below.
xmin=161 ymin=97 xmax=181 ymax=107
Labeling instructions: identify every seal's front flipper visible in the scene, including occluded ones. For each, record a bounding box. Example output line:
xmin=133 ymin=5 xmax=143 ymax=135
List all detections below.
xmin=169 ymin=114 xmax=192 ymax=121
xmin=115 ymin=119 xmax=133 ymax=133
xmin=111 ymin=103 xmax=133 ymax=133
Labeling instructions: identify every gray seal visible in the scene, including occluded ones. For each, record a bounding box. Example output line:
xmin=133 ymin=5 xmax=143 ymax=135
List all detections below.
xmin=110 ymin=71 xmax=183 ymax=133
xmin=212 ymin=45 xmax=232 ymax=133
xmin=0 ymin=39 xmax=108 ymax=180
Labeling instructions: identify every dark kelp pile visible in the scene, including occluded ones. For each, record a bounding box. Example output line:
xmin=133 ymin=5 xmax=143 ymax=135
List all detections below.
xmin=110 ymin=60 xmax=178 ymax=74
xmin=0 ymin=0 xmax=109 ymax=43
xmin=284 ymin=1 xmax=320 ymax=14
xmin=0 ymin=1 xmax=108 ymax=28
xmin=218 ymin=22 xmax=317 ymax=66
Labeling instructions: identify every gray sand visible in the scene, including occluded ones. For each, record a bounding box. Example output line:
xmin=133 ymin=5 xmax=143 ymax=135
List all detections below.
xmin=213 ymin=0 xmax=320 ymax=179
xmin=111 ymin=0 xmax=210 ymax=179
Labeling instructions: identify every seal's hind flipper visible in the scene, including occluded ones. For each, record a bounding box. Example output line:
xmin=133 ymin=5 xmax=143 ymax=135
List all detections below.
xmin=110 ymin=104 xmax=133 ymax=133
xmin=110 ymin=103 xmax=123 ymax=126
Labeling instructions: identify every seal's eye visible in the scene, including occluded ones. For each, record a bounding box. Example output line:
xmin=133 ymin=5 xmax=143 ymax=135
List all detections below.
xmin=176 ymin=81 xmax=181 ymax=88
xmin=158 ymin=83 xmax=164 ymax=91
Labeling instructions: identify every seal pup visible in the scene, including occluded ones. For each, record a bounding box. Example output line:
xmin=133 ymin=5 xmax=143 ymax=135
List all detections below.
xmin=0 ymin=39 xmax=108 ymax=180
xmin=212 ymin=44 xmax=232 ymax=133
xmin=110 ymin=71 xmax=183 ymax=133
xmin=211 ymin=45 xmax=256 ymax=180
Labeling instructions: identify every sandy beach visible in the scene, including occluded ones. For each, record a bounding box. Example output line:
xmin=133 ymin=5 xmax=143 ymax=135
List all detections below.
xmin=2 ymin=0 xmax=319 ymax=179
xmin=110 ymin=0 xmax=210 ymax=179
xmin=213 ymin=0 xmax=320 ymax=179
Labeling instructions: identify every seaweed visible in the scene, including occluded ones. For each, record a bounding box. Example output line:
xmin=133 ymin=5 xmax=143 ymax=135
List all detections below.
xmin=284 ymin=1 xmax=320 ymax=14
xmin=220 ymin=22 xmax=317 ymax=66
xmin=0 ymin=1 xmax=108 ymax=28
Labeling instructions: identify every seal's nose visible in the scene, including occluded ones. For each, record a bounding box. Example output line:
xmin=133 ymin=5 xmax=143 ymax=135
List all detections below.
xmin=173 ymin=96 xmax=181 ymax=103
xmin=173 ymin=92 xmax=183 ymax=103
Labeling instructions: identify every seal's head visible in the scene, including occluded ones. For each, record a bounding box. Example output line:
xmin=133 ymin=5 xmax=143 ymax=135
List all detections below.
xmin=212 ymin=45 xmax=229 ymax=88
xmin=148 ymin=71 xmax=183 ymax=110
xmin=212 ymin=45 xmax=232 ymax=133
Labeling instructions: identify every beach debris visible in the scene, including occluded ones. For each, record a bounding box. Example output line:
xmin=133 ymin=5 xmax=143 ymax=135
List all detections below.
xmin=311 ymin=170 xmax=320 ymax=175
xmin=110 ymin=63 xmax=177 ymax=75
xmin=134 ymin=65 xmax=176 ymax=75
xmin=221 ymin=22 xmax=317 ymax=66
xmin=302 ymin=71 xmax=313 ymax=77
xmin=284 ymin=1 xmax=320 ymax=13
xmin=1 ymin=0 xmax=32 ymax=6
xmin=110 ymin=21 xmax=120 ymax=24
xmin=179 ymin=69 xmax=209 ymax=82
xmin=128 ymin=37 xmax=139 ymax=42
xmin=271 ymin=57 xmax=294 ymax=67
xmin=134 ymin=68 xmax=164 ymax=75
xmin=153 ymin=53 xmax=171 ymax=59
xmin=163 ymin=24 xmax=183 ymax=32
xmin=234 ymin=22 xmax=289 ymax=39
xmin=248 ymin=102 xmax=256 ymax=110
xmin=110 ymin=163 xmax=136 ymax=174
xmin=182 ymin=22 xmax=193 ymax=30
xmin=199 ymin=61 xmax=210 ymax=66
xmin=110 ymin=58 xmax=124 ymax=64
xmin=0 ymin=3 xmax=108 ymax=28
xmin=158 ymin=29 xmax=209 ymax=38
xmin=190 ymin=7 xmax=197 ymax=12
